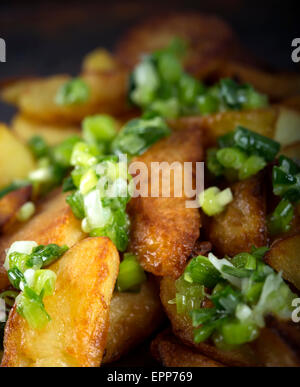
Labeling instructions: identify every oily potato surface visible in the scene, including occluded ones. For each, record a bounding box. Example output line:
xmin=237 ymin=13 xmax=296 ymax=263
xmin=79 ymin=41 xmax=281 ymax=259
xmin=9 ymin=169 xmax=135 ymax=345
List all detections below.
xmin=1 ymin=237 xmax=119 ymax=367
xmin=0 ymin=190 xmax=85 ymax=291
xmin=127 ymin=128 xmax=203 ymax=278
xmin=169 ymin=107 xmax=278 ymax=147
xmin=208 ymin=175 xmax=267 ymax=257
xmin=17 ymin=72 xmax=128 ymax=124
xmin=0 ymin=185 xmax=32 ymax=234
xmin=12 ymin=114 xmax=81 ymax=146
xmin=0 ymin=124 xmax=36 ymax=188
xmin=151 ymin=329 xmax=224 ymax=367
xmin=265 ymin=233 xmax=300 ymax=291
xmin=103 ymin=278 xmax=164 ymax=363
xmin=116 ymin=12 xmax=243 ymax=73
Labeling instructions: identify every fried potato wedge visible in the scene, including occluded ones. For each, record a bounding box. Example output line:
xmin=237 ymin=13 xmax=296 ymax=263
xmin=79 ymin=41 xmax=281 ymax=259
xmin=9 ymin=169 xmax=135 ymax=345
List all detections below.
xmin=280 ymin=141 xmax=300 ymax=160
xmin=82 ymin=48 xmax=118 ymax=73
xmin=275 ymin=107 xmax=300 ymax=147
xmin=116 ymin=12 xmax=243 ymax=73
xmin=208 ymin=175 xmax=267 ymax=257
xmin=151 ymin=329 xmax=224 ymax=367
xmin=1 ymin=237 xmax=119 ymax=367
xmin=0 ymin=124 xmax=36 ymax=189
xmin=265 ymin=233 xmax=300 ymax=290
xmin=127 ymin=128 xmax=203 ymax=277
xmin=12 ymin=114 xmax=81 ymax=146
xmin=103 ymin=277 xmax=164 ymax=363
xmin=0 ymin=77 xmax=41 ymax=105
xmin=160 ymin=276 xmax=300 ymax=367
xmin=0 ymin=185 xmax=32 ymax=234
xmin=0 ymin=190 xmax=85 ymax=291
xmin=169 ymin=107 xmax=278 ymax=147
xmin=17 ymin=72 xmax=128 ymax=125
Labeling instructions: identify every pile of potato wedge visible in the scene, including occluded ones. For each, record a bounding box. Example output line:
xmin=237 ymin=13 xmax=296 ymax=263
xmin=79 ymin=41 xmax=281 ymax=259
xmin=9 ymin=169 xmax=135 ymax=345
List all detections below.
xmin=0 ymin=12 xmax=300 ymax=368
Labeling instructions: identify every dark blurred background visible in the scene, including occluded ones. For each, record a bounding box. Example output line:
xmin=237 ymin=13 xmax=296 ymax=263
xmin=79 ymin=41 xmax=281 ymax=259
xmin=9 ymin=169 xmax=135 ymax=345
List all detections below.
xmin=0 ymin=0 xmax=298 ymax=121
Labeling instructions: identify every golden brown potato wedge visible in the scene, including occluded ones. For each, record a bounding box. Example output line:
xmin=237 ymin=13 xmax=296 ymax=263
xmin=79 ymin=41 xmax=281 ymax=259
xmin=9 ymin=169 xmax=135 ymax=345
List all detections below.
xmin=12 ymin=114 xmax=81 ymax=146
xmin=208 ymin=175 xmax=267 ymax=257
xmin=280 ymin=141 xmax=300 ymax=160
xmin=265 ymin=233 xmax=300 ymax=291
xmin=160 ymin=276 xmax=300 ymax=367
xmin=0 ymin=185 xmax=32 ymax=234
xmin=82 ymin=48 xmax=118 ymax=73
xmin=169 ymin=107 xmax=278 ymax=147
xmin=0 ymin=189 xmax=85 ymax=291
xmin=103 ymin=277 xmax=164 ymax=363
xmin=116 ymin=12 xmax=244 ymax=73
xmin=0 ymin=77 xmax=41 ymax=105
xmin=127 ymin=128 xmax=203 ymax=278
xmin=151 ymin=329 xmax=225 ymax=367
xmin=1 ymin=237 xmax=119 ymax=367
xmin=17 ymin=73 xmax=128 ymax=125
xmin=0 ymin=124 xmax=36 ymax=189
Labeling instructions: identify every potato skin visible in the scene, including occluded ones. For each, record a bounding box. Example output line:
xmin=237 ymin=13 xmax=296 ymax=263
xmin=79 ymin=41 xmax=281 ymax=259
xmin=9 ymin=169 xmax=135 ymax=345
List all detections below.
xmin=1 ymin=237 xmax=119 ymax=367
xmin=17 ymin=72 xmax=128 ymax=125
xmin=127 ymin=128 xmax=203 ymax=278
xmin=169 ymin=108 xmax=278 ymax=147
xmin=12 ymin=114 xmax=81 ymax=146
xmin=151 ymin=329 xmax=224 ymax=367
xmin=265 ymin=232 xmax=300 ymax=291
xmin=0 ymin=124 xmax=36 ymax=189
xmin=0 ymin=185 xmax=32 ymax=234
xmin=0 ymin=190 xmax=85 ymax=291
xmin=103 ymin=277 xmax=164 ymax=363
xmin=208 ymin=175 xmax=267 ymax=257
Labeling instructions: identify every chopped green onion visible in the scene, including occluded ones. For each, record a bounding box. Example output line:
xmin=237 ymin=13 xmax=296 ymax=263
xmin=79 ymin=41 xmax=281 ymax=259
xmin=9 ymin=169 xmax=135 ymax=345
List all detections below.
xmin=233 ymin=126 xmax=280 ymax=162
xmin=28 ymin=136 xmax=49 ymax=159
xmin=157 ymin=52 xmax=182 ymax=83
xmin=66 ymin=191 xmax=85 ymax=219
xmin=16 ymin=201 xmax=35 ymax=222
xmin=232 ymin=252 xmax=257 ymax=270
xmin=83 ymin=115 xmax=118 ymax=144
xmin=51 ymin=136 xmax=81 ymax=168
xmin=70 ymin=142 xmax=99 ymax=168
xmin=173 ymin=276 xmax=204 ymax=315
xmin=267 ymin=198 xmax=294 ymax=235
xmin=7 ymin=268 xmax=26 ymax=290
xmin=216 ymin=147 xmax=247 ymax=170
xmin=79 ymin=168 xmax=98 ymax=195
xmin=199 ymin=187 xmax=233 ymax=216
xmin=29 ymin=244 xmax=68 ymax=268
xmin=184 ymin=256 xmax=221 ymax=288
xmin=55 ymin=78 xmax=90 ymax=106
xmin=117 ymin=253 xmax=146 ymax=292
xmin=221 ymin=320 xmax=259 ymax=346
xmin=16 ymin=287 xmax=50 ymax=330
xmin=191 ymin=308 xmax=217 ymax=327
xmin=238 ymin=155 xmax=266 ymax=180
xmin=27 ymin=269 xmax=56 ymax=297
xmin=62 ymin=176 xmax=76 ymax=192
xmin=148 ymin=98 xmax=180 ymax=119
xmin=206 ymin=148 xmax=224 ymax=177
xmin=196 ymin=94 xmax=219 ymax=115
xmin=111 ymin=117 xmax=170 ymax=157
xmin=179 ymin=74 xmax=205 ymax=105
